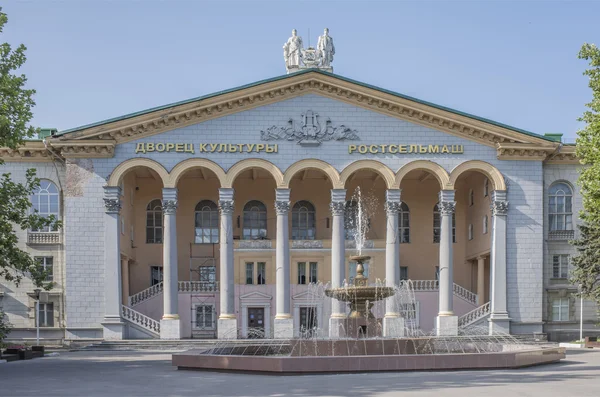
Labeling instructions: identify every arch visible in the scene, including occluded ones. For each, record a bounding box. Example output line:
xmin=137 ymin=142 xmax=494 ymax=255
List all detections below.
xmin=449 ymin=160 xmax=506 ymax=191
xmin=166 ymin=158 xmax=227 ymax=188
xmin=107 ymin=158 xmax=169 ymax=187
xmin=224 ymin=158 xmax=284 ymax=188
xmin=395 ymin=160 xmax=451 ymax=190
xmin=339 ymin=160 xmax=396 ymax=189
xmin=282 ymin=159 xmax=342 ymax=189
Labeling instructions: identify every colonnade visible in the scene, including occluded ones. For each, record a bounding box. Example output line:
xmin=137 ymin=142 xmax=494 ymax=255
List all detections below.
xmin=101 ymin=158 xmax=510 ymax=339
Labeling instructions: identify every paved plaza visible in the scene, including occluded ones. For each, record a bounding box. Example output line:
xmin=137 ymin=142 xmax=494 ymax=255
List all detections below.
xmin=0 ymin=349 xmax=598 ymax=396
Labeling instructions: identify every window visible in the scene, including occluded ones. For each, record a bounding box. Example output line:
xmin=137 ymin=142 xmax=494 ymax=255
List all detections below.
xmin=345 ymin=200 xmax=358 ymax=240
xmin=30 ymin=180 xmax=59 ymax=232
xmin=194 ymin=305 xmax=215 ymax=329
xmin=399 ymin=202 xmax=410 ymax=243
xmin=298 ymin=262 xmax=306 ymax=284
xmin=121 ymin=217 xmax=125 ymax=235
xmin=130 ymin=224 xmax=134 ymax=244
xmin=468 ymin=224 xmax=473 ymax=240
xmin=198 ymin=266 xmax=216 ymax=287
xmin=292 ymin=201 xmax=316 ymax=240
xmin=484 ymin=178 xmax=489 ymax=197
xmin=552 ymin=298 xmax=570 ymax=322
xmin=195 ymin=200 xmax=219 ymax=243
xmin=299 ymin=306 xmax=318 ymax=338
xmin=298 ymin=262 xmax=318 ymax=284
xmin=146 ymin=199 xmax=163 ymax=244
xmin=150 ymin=266 xmax=163 ymax=286
xmin=35 ymin=257 xmax=53 ymax=282
xmin=38 ymin=303 xmax=54 ymax=327
xmin=243 ymin=201 xmax=267 ymax=240
xmin=469 ymin=189 xmax=474 ymax=206
xmin=433 ymin=203 xmax=456 ymax=243
xmin=246 ymin=262 xmax=266 ymax=285
xmin=483 ymin=215 xmax=488 ymax=234
xmin=349 ymin=261 xmax=369 ymax=284
xmin=549 ymin=182 xmax=573 ymax=231
xmin=552 ymin=255 xmax=570 ymax=279
xmin=400 ymin=266 xmax=408 ymax=281
xmin=400 ymin=302 xmax=419 ymax=328
xmin=435 ymin=266 xmax=440 ymax=281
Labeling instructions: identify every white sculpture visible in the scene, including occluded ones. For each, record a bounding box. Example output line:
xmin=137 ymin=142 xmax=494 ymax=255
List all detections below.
xmin=283 ymin=29 xmax=303 ymax=69
xmin=317 ymin=28 xmax=335 ymax=67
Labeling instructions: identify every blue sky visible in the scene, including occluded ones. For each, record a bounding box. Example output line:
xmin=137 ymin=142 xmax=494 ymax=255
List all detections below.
xmin=2 ymin=0 xmax=599 ymax=142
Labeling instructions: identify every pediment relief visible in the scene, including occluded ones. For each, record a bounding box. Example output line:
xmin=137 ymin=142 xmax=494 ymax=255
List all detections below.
xmin=239 ymin=291 xmax=272 ymax=301
xmin=15 ymin=70 xmax=569 ymax=162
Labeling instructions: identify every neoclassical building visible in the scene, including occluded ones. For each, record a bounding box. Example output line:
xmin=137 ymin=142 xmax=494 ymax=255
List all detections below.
xmin=0 ymin=69 xmax=596 ymax=342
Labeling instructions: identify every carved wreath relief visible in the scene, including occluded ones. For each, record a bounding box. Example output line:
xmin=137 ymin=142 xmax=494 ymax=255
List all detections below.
xmin=261 ymin=110 xmax=359 ymax=146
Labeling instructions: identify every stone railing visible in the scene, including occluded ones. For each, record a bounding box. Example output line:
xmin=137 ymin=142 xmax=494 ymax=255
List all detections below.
xmin=27 ymin=232 xmax=61 ymax=245
xmin=178 ymin=281 xmax=219 ymax=293
xmin=129 ymin=282 xmax=163 ymax=306
xmin=121 ymin=305 xmax=160 ymax=336
xmin=548 ymin=230 xmax=575 ymax=241
xmin=453 ymin=283 xmax=478 ymax=305
xmin=291 ymin=240 xmax=324 ymax=249
xmin=410 ymin=280 xmax=439 ymax=291
xmin=238 ymin=240 xmax=272 ymax=249
xmin=345 ymin=240 xmax=375 ymax=249
xmin=458 ymin=301 xmax=491 ymax=328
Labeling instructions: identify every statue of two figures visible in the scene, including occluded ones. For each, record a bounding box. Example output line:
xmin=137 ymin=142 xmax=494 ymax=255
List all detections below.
xmin=283 ymin=28 xmax=335 ymax=73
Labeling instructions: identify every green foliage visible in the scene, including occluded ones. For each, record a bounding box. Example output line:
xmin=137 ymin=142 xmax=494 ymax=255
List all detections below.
xmin=571 ymin=43 xmax=600 ymax=304
xmin=0 ymin=9 xmax=58 ymax=288
xmin=0 ymin=310 xmax=12 ymax=347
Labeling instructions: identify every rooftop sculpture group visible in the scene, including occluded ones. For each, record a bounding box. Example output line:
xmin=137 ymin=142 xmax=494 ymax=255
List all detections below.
xmin=283 ymin=28 xmax=335 ymax=74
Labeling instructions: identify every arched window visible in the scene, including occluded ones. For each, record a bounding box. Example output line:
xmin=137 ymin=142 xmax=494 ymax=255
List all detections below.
xmin=243 ymin=200 xmax=267 ymax=240
xmin=31 ymin=180 xmax=60 ymax=232
xmin=469 ymin=189 xmax=474 ymax=206
xmin=292 ymin=201 xmax=316 ymax=240
xmin=195 ymin=200 xmax=219 ymax=243
xmin=146 ymin=199 xmax=163 ymax=244
xmin=433 ymin=203 xmax=456 ymax=243
xmin=345 ymin=200 xmax=358 ymax=240
xmin=549 ymin=182 xmax=573 ymax=231
xmin=398 ymin=202 xmax=410 ymax=243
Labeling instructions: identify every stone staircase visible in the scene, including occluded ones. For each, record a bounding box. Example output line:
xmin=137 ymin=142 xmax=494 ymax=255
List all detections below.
xmin=411 ymin=280 xmax=479 ymax=305
xmin=458 ymin=301 xmax=491 ymax=328
xmin=121 ymin=305 xmax=160 ymax=338
xmin=128 ymin=281 xmax=219 ymax=307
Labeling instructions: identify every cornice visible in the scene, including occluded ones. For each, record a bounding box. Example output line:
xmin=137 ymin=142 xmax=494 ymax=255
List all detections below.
xmin=48 ymin=72 xmax=560 ymax=155
xmin=496 ymin=143 xmax=555 ymax=161
xmin=545 ymin=146 xmax=580 ymax=165
xmin=0 ymin=141 xmax=53 ymax=162
xmin=50 ymin=140 xmax=116 ymax=158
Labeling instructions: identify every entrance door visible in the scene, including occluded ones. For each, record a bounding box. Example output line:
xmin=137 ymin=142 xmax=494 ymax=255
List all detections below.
xmin=247 ymin=307 xmax=265 ymax=339
xmin=299 ymin=306 xmax=318 ymax=338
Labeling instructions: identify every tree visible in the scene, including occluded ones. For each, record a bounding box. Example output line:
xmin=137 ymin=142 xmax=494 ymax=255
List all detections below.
xmin=571 ymin=43 xmax=600 ymax=305
xmin=0 ymin=9 xmax=57 ymax=288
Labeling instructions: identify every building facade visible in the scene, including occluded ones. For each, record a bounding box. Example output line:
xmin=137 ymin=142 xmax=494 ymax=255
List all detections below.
xmin=0 ymin=69 xmax=596 ymax=342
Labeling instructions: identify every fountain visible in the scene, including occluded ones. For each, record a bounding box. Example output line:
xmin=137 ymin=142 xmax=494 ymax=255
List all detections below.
xmin=172 ymin=187 xmax=565 ymax=373
xmin=325 ymin=255 xmax=394 ymax=338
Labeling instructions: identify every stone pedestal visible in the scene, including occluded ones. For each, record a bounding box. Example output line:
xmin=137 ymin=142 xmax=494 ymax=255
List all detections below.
xmin=218 ymin=317 xmax=238 ymax=339
xmin=274 ymin=317 xmax=294 ymax=339
xmin=489 ymin=315 xmax=511 ymax=334
xmin=160 ymin=318 xmax=181 ymax=340
xmin=435 ymin=315 xmax=458 ymax=336
xmin=102 ymin=320 xmax=125 ymax=340
xmin=383 ymin=316 xmax=405 ymax=337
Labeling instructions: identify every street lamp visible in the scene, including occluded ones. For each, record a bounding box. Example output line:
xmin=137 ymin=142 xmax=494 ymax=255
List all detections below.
xmin=33 ymin=288 xmax=41 ymax=346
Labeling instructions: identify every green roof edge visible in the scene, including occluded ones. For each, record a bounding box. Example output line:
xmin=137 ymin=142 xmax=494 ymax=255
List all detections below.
xmin=55 ymin=69 xmax=556 ymax=142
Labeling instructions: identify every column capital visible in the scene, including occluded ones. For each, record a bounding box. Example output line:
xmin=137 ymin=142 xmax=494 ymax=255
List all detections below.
xmin=385 ymin=189 xmax=402 ymax=214
xmin=491 ymin=190 xmax=508 ymax=216
xmin=162 ymin=188 xmax=178 ymax=214
xmin=218 ymin=188 xmax=235 ymax=215
xmin=438 ymin=190 xmax=456 ymax=215
xmin=103 ymin=186 xmax=122 ymax=214
xmin=330 ymin=189 xmax=346 ymax=216
xmin=275 ymin=201 xmax=291 ymax=215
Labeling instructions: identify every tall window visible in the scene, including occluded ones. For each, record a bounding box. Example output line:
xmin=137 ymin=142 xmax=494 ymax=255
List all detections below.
xmin=469 ymin=189 xmax=474 ymax=206
xmin=468 ymin=224 xmax=473 ymax=240
xmin=549 ymin=182 xmax=573 ymax=231
xmin=146 ymin=199 xmax=163 ymax=243
xmin=400 ymin=266 xmax=408 ymax=281
xmin=31 ymin=180 xmax=59 ymax=232
xmin=38 ymin=303 xmax=54 ymax=327
xmin=194 ymin=304 xmax=215 ymax=329
xmin=243 ymin=200 xmax=267 ymax=240
xmin=345 ymin=200 xmax=358 ymax=240
xmin=552 ymin=298 xmax=569 ymax=322
xmin=246 ymin=262 xmax=266 ymax=284
xmin=35 ymin=257 xmax=53 ymax=282
xmin=433 ymin=203 xmax=456 ymax=243
xmin=552 ymin=255 xmax=570 ymax=279
xmin=195 ymin=200 xmax=219 ymax=243
xmin=484 ymin=178 xmax=489 ymax=197
xmin=483 ymin=215 xmax=488 ymax=234
xmin=150 ymin=266 xmax=163 ymax=286
xmin=398 ymin=202 xmax=410 ymax=243
xmin=298 ymin=262 xmax=306 ymax=284
xmin=298 ymin=262 xmax=318 ymax=284
xmin=292 ymin=201 xmax=316 ymax=240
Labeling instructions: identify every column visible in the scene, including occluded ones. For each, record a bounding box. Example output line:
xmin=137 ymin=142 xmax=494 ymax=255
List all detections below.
xmin=477 ymin=256 xmax=486 ymax=305
xmin=102 ymin=186 xmax=124 ymax=340
xmin=217 ymin=188 xmax=237 ymax=339
xmin=160 ymin=188 xmax=180 ymax=339
xmin=383 ymin=189 xmax=404 ymax=337
xmin=329 ymin=189 xmax=346 ymax=338
xmin=489 ymin=190 xmax=510 ymax=334
xmin=274 ymin=189 xmax=293 ymax=338
xmin=436 ymin=190 xmax=458 ymax=336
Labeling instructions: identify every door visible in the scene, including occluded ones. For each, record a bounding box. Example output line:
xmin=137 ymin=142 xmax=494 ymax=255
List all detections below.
xmin=299 ymin=306 xmax=318 ymax=338
xmin=247 ymin=307 xmax=265 ymax=338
